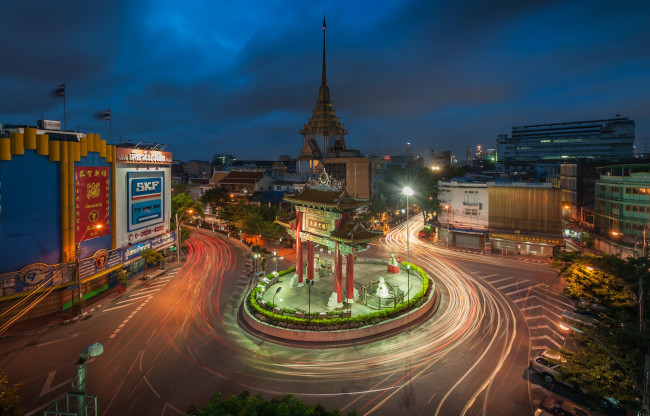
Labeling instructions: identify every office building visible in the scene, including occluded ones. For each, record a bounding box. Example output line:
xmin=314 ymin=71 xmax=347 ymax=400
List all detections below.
xmin=497 ymin=117 xmax=635 ymax=163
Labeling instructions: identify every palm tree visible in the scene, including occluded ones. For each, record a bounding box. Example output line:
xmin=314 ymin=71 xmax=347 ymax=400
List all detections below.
xmin=140 ymin=248 xmax=164 ymax=280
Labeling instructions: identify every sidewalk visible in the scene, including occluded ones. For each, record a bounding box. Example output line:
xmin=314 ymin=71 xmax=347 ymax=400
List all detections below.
xmin=0 ymin=260 xmax=180 ymax=339
xmin=428 ymin=239 xmax=552 ymax=264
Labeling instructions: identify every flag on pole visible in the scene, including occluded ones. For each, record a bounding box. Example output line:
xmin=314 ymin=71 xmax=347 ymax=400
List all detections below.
xmin=95 ymin=109 xmax=111 ymax=120
xmin=54 ymin=83 xmax=65 ymax=97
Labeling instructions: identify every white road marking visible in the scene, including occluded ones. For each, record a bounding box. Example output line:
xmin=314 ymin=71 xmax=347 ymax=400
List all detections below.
xmin=144 ymin=376 xmax=161 ymax=399
xmin=39 ymin=370 xmax=71 ymax=397
xmin=484 ymin=276 xmax=516 ymax=285
xmin=37 ymin=332 xmax=82 ymax=347
xmin=103 ymin=303 xmax=139 ymax=312
xmin=528 ymin=324 xmax=565 ymax=339
xmin=505 ymin=284 xmax=542 ymax=296
xmin=531 ymin=335 xmax=563 ymax=348
xmin=496 ymin=281 xmax=522 ymax=290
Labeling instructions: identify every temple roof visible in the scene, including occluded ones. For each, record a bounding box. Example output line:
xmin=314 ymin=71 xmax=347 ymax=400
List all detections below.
xmin=329 ymin=218 xmax=383 ymax=245
xmin=283 ymin=185 xmax=369 ymax=211
xmin=299 ymin=17 xmax=348 ymax=150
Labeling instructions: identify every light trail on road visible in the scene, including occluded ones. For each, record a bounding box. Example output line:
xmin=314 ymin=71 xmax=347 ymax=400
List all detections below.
xmin=56 ymin=226 xmax=531 ymax=415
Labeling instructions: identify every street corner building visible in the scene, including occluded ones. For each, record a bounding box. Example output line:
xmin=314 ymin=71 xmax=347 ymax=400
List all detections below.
xmin=0 ymin=121 xmax=174 ymax=322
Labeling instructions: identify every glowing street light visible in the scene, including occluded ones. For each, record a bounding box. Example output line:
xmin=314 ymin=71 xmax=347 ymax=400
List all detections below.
xmin=402 ymin=186 xmax=414 ymax=264
xmin=444 ymin=205 xmax=450 ymax=247
xmin=175 ymin=209 xmax=194 ymax=262
xmin=75 ymin=224 xmax=103 ymax=316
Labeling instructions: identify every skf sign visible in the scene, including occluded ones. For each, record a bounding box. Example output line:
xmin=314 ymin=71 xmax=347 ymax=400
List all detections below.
xmin=132 ymin=178 xmax=162 ymax=199
xmin=135 ymin=181 xmax=160 ymax=193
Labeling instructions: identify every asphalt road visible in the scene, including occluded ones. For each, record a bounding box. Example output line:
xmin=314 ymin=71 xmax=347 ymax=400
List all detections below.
xmin=0 ymin=222 xmax=574 ymax=415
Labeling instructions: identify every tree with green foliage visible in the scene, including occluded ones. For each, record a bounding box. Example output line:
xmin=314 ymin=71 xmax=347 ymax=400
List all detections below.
xmin=200 ymin=186 xmax=229 ymax=214
xmin=221 ymin=203 xmax=284 ymax=242
xmin=550 ymin=251 xmax=650 ymax=412
xmin=552 ymin=252 xmax=643 ymax=311
xmin=116 ymin=268 xmax=128 ymax=289
xmin=140 ymin=248 xmax=164 ymax=280
xmin=187 ymin=390 xmax=357 ymax=416
xmin=172 ymin=193 xmax=204 ymax=228
xmin=0 ymin=372 xmax=22 ymax=416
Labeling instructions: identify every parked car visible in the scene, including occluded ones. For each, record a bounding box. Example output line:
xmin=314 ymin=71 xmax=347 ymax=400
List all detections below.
xmin=535 ymin=396 xmax=591 ymax=416
xmin=530 ymin=350 xmax=572 ymax=387
xmin=418 ymin=230 xmax=425 ymax=238
xmin=560 ymin=310 xmax=597 ymax=333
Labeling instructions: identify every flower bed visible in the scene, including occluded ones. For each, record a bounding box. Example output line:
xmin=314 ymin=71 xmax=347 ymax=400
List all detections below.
xmin=247 ymin=262 xmax=432 ymax=330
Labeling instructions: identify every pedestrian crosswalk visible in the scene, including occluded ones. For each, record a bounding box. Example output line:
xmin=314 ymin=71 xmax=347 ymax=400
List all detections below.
xmin=104 ymin=269 xmax=180 ymax=340
xmin=472 ymin=272 xmax=574 ymax=354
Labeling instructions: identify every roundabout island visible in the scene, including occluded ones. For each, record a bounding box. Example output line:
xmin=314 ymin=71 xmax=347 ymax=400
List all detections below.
xmin=239 ymin=173 xmax=440 ymax=344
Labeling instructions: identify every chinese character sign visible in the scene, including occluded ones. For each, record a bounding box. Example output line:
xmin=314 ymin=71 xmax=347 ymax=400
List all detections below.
xmin=75 ymin=166 xmax=110 ymax=242
xmin=305 ymin=215 xmax=332 ymax=236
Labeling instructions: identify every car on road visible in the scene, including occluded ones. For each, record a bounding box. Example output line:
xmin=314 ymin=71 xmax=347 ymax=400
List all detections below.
xmin=418 ymin=230 xmax=425 ymax=238
xmin=530 ymin=350 xmax=572 ymax=387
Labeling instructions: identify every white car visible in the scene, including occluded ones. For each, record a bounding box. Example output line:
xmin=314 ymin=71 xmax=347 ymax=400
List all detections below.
xmin=529 ymin=350 xmax=572 ymax=387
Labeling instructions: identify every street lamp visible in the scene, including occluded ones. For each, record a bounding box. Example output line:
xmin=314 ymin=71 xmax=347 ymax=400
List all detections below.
xmin=444 ymin=205 xmax=450 ymax=247
xmin=306 ymin=278 xmax=314 ymax=326
xmin=253 ymin=253 xmax=259 ymax=278
xmin=272 ymin=286 xmax=282 ymax=323
xmin=406 ymin=264 xmax=411 ymax=303
xmin=175 ymin=208 xmax=194 ymax=262
xmin=273 ymin=250 xmax=277 ymax=272
xmin=75 ymin=224 xmax=103 ymax=316
xmin=402 ymin=186 xmax=414 ymax=264
xmin=71 ymin=342 xmax=104 ymax=414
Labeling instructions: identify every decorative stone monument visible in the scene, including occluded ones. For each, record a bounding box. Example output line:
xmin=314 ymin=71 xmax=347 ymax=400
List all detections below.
xmin=387 ymin=253 xmax=399 ymax=274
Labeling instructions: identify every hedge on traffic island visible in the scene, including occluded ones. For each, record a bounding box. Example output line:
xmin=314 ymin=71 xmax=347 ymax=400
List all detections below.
xmin=247 ymin=262 xmax=432 ymax=330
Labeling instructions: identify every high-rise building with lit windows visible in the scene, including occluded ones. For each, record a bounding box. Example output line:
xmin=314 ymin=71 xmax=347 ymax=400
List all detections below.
xmin=496 ymin=117 xmax=635 ymax=163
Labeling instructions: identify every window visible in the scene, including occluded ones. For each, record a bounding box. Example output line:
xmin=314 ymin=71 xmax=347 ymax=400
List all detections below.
xmin=463 ymin=190 xmax=479 ymax=206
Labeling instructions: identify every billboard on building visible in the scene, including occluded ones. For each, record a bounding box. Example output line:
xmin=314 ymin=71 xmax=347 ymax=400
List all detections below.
xmin=115 ymin=150 xmax=172 ymax=247
xmin=75 ymin=166 xmax=110 ymax=242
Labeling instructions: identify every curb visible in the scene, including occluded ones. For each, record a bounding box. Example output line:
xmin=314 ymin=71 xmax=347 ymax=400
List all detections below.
xmin=49 ymin=266 xmax=176 ymax=327
xmin=430 ymin=242 xmax=551 ymax=263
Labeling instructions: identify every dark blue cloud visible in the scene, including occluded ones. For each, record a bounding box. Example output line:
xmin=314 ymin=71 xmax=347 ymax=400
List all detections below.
xmin=1 ymin=0 xmax=648 ymax=161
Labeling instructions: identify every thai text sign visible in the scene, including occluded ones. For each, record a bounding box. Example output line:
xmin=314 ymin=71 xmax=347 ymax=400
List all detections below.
xmin=116 ymin=148 xmax=172 ymax=165
xmin=75 ymin=166 xmax=110 ymax=242
xmin=79 ymin=248 xmax=122 ymax=280
xmin=489 ymin=233 xmax=562 ymax=245
xmin=123 ymin=231 xmax=176 ymax=262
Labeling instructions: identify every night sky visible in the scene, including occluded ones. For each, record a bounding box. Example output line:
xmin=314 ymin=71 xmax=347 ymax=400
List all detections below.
xmin=1 ymin=0 xmax=649 ymax=162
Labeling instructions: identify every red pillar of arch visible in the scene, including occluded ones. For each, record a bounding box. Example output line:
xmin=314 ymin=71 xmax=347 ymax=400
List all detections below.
xmin=296 ymin=211 xmax=303 ymax=283
xmin=335 ymin=243 xmax=343 ymax=304
xmin=346 ymin=252 xmax=354 ymax=301
xmin=307 ymin=241 xmax=314 ymax=281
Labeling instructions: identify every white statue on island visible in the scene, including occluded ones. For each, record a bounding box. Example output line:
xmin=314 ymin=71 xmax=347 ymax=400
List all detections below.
xmin=376 ymin=276 xmax=390 ymax=298
xmin=389 ymin=254 xmax=397 ymax=266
